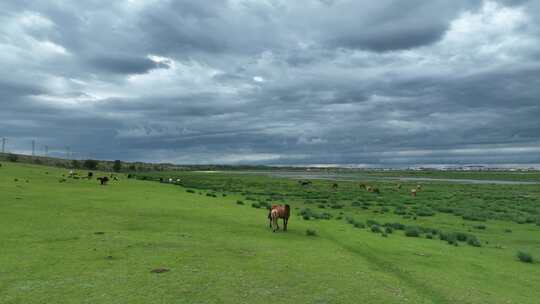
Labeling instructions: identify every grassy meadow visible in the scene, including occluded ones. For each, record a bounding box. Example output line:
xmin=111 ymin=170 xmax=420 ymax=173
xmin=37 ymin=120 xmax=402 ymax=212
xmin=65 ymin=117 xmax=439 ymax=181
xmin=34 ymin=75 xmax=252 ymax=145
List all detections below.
xmin=1 ymin=162 xmax=540 ymax=303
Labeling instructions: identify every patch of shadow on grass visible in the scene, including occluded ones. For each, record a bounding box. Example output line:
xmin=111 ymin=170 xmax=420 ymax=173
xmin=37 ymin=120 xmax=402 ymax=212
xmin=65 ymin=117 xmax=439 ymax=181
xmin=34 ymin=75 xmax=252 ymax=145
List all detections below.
xmin=128 ymin=241 xmax=185 ymax=250
xmin=151 ymin=268 xmax=170 ymax=273
xmin=43 ymin=236 xmax=80 ymax=243
xmin=327 ymin=237 xmax=450 ymax=304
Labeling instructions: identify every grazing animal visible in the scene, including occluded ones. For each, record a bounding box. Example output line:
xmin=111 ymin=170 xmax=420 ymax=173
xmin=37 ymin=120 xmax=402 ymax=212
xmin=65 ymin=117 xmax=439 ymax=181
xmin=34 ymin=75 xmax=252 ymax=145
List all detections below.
xmin=88 ymin=172 xmax=93 ymax=179
xmin=396 ymin=184 xmax=402 ymax=190
xmin=268 ymin=204 xmax=291 ymax=232
xmin=332 ymin=183 xmax=338 ymax=190
xmin=159 ymin=177 xmax=164 ymax=183
xmin=366 ymin=186 xmax=373 ymax=192
xmin=113 ymin=176 xmax=119 ymax=181
xmin=372 ymin=187 xmax=380 ymax=194
xmin=416 ymin=185 xmax=422 ymax=190
xmin=299 ymin=180 xmax=312 ymax=186
xmin=411 ymin=189 xmax=417 ymax=197
xmin=359 ymin=183 xmax=366 ymax=189
xmin=97 ymin=176 xmax=109 ymax=185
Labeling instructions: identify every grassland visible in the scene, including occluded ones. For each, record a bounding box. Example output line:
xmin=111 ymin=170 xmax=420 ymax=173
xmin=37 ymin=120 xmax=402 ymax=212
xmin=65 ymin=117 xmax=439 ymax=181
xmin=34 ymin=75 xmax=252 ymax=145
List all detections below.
xmin=1 ymin=162 xmax=540 ymax=303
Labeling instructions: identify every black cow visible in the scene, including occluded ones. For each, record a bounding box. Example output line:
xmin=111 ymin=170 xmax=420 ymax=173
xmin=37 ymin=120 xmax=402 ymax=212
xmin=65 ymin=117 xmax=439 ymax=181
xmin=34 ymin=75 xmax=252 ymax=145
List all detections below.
xmin=97 ymin=176 xmax=109 ymax=185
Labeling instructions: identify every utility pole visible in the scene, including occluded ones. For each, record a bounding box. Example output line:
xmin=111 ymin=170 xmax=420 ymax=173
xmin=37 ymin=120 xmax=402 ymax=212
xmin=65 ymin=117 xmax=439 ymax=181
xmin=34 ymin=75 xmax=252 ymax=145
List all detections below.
xmin=44 ymin=145 xmax=49 ymax=157
xmin=1 ymin=137 xmax=6 ymax=153
xmin=32 ymin=140 xmax=36 ymax=156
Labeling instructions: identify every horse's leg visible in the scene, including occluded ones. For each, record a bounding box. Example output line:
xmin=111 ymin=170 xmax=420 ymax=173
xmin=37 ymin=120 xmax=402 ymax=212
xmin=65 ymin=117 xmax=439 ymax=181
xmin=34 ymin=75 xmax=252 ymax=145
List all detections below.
xmin=284 ymin=218 xmax=288 ymax=231
xmin=272 ymin=216 xmax=278 ymax=232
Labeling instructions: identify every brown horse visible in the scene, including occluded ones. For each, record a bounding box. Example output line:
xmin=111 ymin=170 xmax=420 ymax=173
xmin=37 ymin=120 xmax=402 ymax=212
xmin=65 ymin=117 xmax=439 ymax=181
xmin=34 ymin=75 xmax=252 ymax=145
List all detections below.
xmin=268 ymin=204 xmax=290 ymax=232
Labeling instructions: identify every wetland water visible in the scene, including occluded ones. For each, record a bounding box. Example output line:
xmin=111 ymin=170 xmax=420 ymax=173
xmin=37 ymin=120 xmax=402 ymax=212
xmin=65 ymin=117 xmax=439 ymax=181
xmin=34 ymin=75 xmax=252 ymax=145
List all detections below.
xmin=199 ymin=171 xmax=540 ymax=185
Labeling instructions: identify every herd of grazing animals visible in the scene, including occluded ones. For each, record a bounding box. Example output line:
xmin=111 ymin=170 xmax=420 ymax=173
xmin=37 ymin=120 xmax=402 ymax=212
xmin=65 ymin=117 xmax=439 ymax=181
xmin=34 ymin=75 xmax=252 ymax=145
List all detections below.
xmin=5 ymin=164 xmax=427 ymax=234
xmin=53 ymin=170 xmax=119 ymax=185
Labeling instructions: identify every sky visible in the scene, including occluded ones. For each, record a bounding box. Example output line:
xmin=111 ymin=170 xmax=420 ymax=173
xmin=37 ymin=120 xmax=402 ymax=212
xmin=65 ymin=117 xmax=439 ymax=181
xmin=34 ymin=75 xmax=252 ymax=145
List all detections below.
xmin=1 ymin=0 xmax=539 ymax=165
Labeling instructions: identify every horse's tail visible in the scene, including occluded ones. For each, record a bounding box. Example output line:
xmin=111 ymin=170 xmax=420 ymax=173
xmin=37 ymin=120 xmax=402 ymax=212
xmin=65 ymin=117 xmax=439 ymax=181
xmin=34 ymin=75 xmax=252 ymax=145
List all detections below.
xmin=284 ymin=204 xmax=291 ymax=218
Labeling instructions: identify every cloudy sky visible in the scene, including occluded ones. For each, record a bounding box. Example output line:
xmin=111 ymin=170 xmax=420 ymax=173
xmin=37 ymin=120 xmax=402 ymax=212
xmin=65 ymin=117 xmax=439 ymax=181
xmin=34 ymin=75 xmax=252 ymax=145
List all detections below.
xmin=1 ymin=0 xmax=539 ymax=165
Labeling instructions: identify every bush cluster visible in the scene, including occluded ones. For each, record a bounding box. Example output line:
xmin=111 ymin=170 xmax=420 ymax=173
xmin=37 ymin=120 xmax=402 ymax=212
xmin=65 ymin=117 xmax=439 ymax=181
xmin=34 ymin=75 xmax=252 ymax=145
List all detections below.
xmin=517 ymin=251 xmax=534 ymax=263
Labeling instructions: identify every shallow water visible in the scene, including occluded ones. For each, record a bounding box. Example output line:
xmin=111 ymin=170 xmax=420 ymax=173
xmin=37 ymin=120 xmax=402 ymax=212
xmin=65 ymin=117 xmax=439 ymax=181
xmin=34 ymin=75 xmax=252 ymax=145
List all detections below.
xmin=203 ymin=170 xmax=540 ymax=185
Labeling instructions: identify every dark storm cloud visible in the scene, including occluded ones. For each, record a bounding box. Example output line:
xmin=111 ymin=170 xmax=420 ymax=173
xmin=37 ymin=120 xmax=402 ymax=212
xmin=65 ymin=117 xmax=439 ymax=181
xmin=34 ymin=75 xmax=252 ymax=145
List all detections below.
xmin=1 ymin=0 xmax=540 ymax=164
xmin=86 ymin=55 xmax=168 ymax=75
xmin=0 ymin=81 xmax=45 ymax=99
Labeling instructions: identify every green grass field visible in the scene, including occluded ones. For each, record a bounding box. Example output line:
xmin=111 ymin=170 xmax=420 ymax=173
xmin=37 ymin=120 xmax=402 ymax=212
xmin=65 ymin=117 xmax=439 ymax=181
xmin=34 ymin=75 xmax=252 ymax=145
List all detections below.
xmin=1 ymin=162 xmax=540 ymax=303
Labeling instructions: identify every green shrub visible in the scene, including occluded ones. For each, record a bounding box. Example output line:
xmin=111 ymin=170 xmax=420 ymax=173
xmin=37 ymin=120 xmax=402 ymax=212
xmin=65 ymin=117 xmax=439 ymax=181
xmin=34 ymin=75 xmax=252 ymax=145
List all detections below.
xmin=404 ymin=226 xmax=421 ymax=237
xmin=473 ymin=224 xmax=487 ymax=230
xmin=186 ymin=189 xmax=195 ymax=193
xmin=251 ymin=202 xmax=260 ymax=208
xmin=353 ymin=222 xmax=366 ymax=229
xmin=300 ymin=208 xmax=316 ymax=220
xmin=462 ymin=211 xmax=487 ymax=222
xmin=386 ymin=222 xmax=405 ymax=230
xmin=415 ymin=207 xmax=435 ymax=216
xmin=306 ymin=229 xmax=318 ymax=236
xmin=384 ymin=227 xmax=393 ymax=234
xmin=455 ymin=232 xmax=469 ymax=242
xmin=467 ymin=236 xmax=482 ymax=247
xmin=371 ymin=225 xmax=382 ymax=233
xmin=441 ymin=232 xmax=458 ymax=245
xmin=394 ymin=206 xmax=407 ymax=215
xmin=517 ymin=251 xmax=534 ymax=263
xmin=515 ymin=217 xmax=527 ymax=224
xmin=258 ymin=201 xmax=271 ymax=210
xmin=236 ymin=200 xmax=244 ymax=205
xmin=437 ymin=207 xmax=454 ymax=213
xmin=366 ymin=219 xmax=380 ymax=227
xmin=320 ymin=212 xmax=333 ymax=220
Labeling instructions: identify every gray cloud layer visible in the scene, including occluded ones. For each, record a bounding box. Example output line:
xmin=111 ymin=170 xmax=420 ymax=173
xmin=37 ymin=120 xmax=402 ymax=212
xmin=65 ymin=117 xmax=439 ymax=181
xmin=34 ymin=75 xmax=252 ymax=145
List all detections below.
xmin=1 ymin=0 xmax=539 ymax=165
